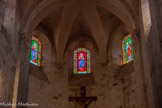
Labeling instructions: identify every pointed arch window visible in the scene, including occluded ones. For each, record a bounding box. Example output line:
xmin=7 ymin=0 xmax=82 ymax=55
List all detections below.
xmin=0 ymin=0 xmax=6 ymax=24
xmin=30 ymin=36 xmax=41 ymax=66
xmin=122 ymin=34 xmax=133 ymax=64
xmin=73 ymin=48 xmax=91 ymax=74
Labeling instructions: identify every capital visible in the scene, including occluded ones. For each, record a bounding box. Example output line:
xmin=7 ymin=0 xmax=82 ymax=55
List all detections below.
xmin=133 ymin=29 xmax=140 ymax=37
xmin=18 ymin=32 xmax=30 ymax=49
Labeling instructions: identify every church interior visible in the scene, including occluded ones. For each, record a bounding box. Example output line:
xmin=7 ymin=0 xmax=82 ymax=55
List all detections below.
xmin=0 ymin=0 xmax=162 ymax=108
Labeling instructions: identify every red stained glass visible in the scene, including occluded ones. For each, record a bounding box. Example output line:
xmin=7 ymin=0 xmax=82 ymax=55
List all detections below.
xmin=73 ymin=48 xmax=91 ymax=74
xmin=30 ymin=36 xmax=41 ymax=66
xmin=122 ymin=34 xmax=133 ymax=64
xmin=77 ymin=51 xmax=87 ymax=72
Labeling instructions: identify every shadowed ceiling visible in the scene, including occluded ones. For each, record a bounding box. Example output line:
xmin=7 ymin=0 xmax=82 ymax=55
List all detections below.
xmin=19 ymin=0 xmax=140 ymax=64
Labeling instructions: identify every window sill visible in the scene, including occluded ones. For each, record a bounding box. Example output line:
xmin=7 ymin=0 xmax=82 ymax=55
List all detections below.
xmin=68 ymin=74 xmax=95 ymax=86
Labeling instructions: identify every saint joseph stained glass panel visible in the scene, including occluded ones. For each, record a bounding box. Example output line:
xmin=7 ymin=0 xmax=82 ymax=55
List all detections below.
xmin=122 ymin=34 xmax=133 ymax=64
xmin=30 ymin=36 xmax=41 ymax=66
xmin=73 ymin=48 xmax=91 ymax=74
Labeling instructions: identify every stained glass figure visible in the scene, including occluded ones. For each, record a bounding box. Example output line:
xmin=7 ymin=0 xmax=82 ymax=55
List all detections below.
xmin=122 ymin=34 xmax=133 ymax=64
xmin=0 ymin=0 xmax=6 ymax=24
xmin=30 ymin=36 xmax=41 ymax=66
xmin=73 ymin=48 xmax=91 ymax=74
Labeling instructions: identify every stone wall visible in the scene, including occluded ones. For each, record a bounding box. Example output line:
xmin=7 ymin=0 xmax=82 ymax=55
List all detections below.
xmin=27 ymin=29 xmax=148 ymax=108
xmin=143 ymin=0 xmax=162 ymax=107
xmin=0 ymin=0 xmax=161 ymax=108
xmin=0 ymin=31 xmax=16 ymax=104
xmin=27 ymin=58 xmax=146 ymax=108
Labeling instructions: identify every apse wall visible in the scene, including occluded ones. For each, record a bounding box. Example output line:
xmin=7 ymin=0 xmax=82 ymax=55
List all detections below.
xmin=27 ymin=30 xmax=147 ymax=108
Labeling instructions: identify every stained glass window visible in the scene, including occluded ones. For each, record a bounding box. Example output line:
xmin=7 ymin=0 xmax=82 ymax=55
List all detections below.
xmin=122 ymin=34 xmax=133 ymax=64
xmin=30 ymin=36 xmax=41 ymax=66
xmin=73 ymin=48 xmax=91 ymax=74
xmin=0 ymin=0 xmax=6 ymax=24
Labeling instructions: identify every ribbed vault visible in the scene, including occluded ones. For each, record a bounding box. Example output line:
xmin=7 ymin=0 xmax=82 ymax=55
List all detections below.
xmin=19 ymin=0 xmax=140 ymax=65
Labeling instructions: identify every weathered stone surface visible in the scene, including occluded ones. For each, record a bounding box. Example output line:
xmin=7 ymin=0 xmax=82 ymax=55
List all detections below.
xmin=0 ymin=32 xmax=16 ymax=104
xmin=1 ymin=0 xmax=162 ymax=108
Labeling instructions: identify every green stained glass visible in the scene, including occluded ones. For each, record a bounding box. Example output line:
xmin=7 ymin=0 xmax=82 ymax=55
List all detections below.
xmin=122 ymin=34 xmax=133 ymax=64
xmin=30 ymin=36 xmax=41 ymax=66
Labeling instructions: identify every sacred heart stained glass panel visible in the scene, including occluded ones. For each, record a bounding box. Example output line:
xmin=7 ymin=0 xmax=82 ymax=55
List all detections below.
xmin=30 ymin=36 xmax=41 ymax=66
xmin=122 ymin=34 xmax=133 ymax=64
xmin=73 ymin=48 xmax=91 ymax=74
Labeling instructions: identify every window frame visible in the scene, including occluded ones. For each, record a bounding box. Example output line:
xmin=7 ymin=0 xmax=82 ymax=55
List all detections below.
xmin=30 ymin=36 xmax=42 ymax=67
xmin=122 ymin=34 xmax=134 ymax=64
xmin=73 ymin=48 xmax=91 ymax=74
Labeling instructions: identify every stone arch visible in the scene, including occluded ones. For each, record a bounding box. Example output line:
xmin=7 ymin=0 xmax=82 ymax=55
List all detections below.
xmin=29 ymin=30 xmax=52 ymax=82
xmin=22 ymin=1 xmax=64 ymax=35
xmin=21 ymin=0 xmax=139 ymax=66
xmin=96 ymin=0 xmax=136 ymax=31
xmin=65 ymin=35 xmax=97 ymax=86
xmin=64 ymin=35 xmax=99 ymax=64
xmin=79 ymin=5 xmax=107 ymax=64
xmin=35 ymin=25 xmax=57 ymax=57
xmin=141 ymin=0 xmax=152 ymax=41
xmin=56 ymin=4 xmax=107 ymax=65
xmin=108 ymin=24 xmax=131 ymax=66
xmin=22 ymin=0 xmax=138 ymax=34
